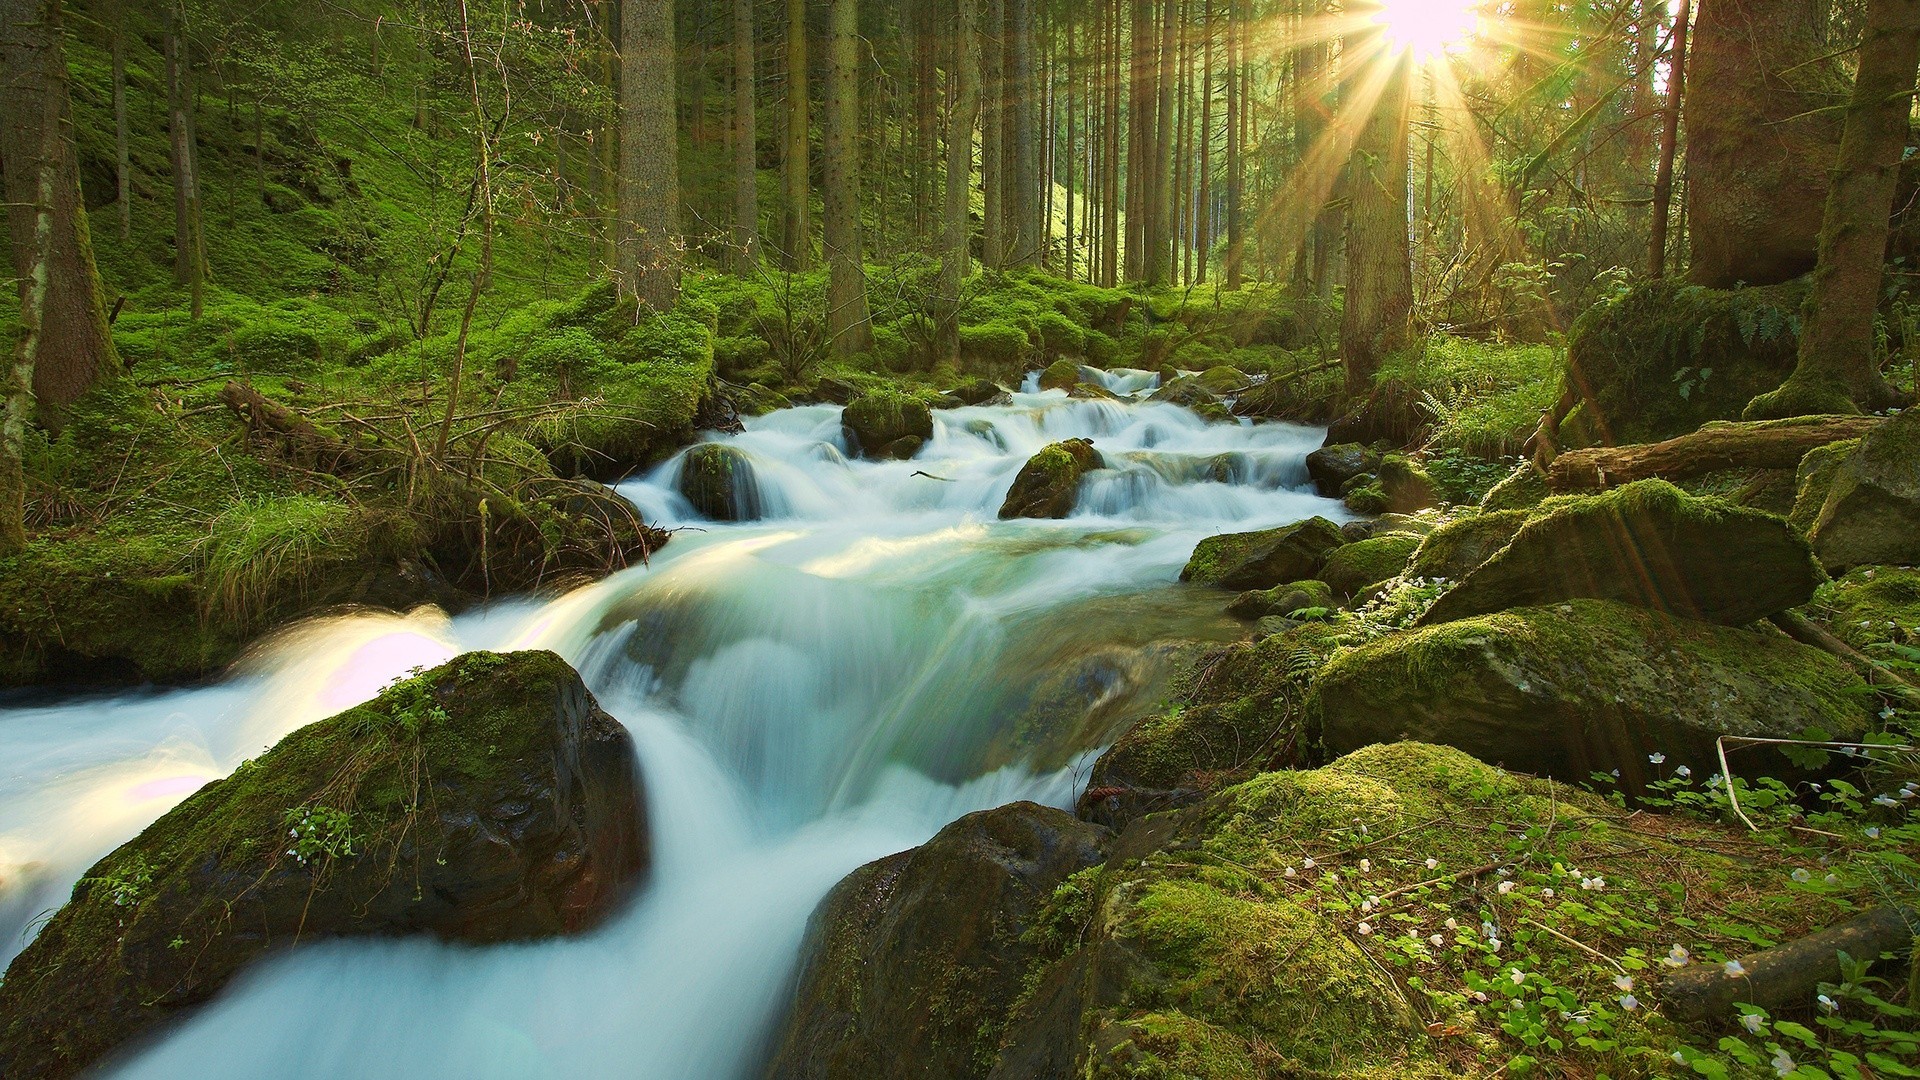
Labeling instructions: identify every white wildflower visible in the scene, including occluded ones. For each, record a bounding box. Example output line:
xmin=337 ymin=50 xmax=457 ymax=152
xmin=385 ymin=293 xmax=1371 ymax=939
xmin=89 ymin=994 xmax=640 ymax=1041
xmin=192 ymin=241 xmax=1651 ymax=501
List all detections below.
xmin=1741 ymin=1013 xmax=1765 ymax=1034
xmin=1725 ymin=960 xmax=1748 ymax=977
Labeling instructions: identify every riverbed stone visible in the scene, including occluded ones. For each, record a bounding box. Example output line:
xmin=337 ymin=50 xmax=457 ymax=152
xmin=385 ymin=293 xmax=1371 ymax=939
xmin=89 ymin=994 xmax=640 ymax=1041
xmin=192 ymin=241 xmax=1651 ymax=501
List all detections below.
xmin=1417 ymin=479 xmax=1822 ymax=628
xmin=1306 ymin=442 xmax=1380 ymax=498
xmin=1039 ymin=358 xmax=1083 ymax=390
xmin=999 ymin=439 xmax=1105 ymax=520
xmin=1314 ymin=599 xmax=1868 ymax=793
xmin=0 ymin=650 xmax=647 ymax=1080
xmin=841 ymin=391 xmax=934 ymax=460
xmin=1180 ymin=517 xmax=1348 ymax=591
xmin=1226 ymin=579 xmax=1335 ymax=620
xmin=678 ymin=443 xmax=763 ymax=521
xmin=762 ymin=802 xmax=1112 ymax=1080
xmin=1319 ymin=535 xmax=1420 ymax=598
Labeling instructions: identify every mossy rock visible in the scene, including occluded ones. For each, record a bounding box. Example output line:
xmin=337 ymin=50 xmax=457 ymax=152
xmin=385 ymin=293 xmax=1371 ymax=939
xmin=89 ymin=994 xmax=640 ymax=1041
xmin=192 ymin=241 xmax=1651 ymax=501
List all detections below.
xmin=0 ymin=651 xmax=647 ymax=1080
xmin=1804 ymin=410 xmax=1920 ymax=572
xmin=1565 ymin=278 xmax=1805 ymax=444
xmin=1180 ymin=517 xmax=1348 ymax=591
xmin=1226 ymin=579 xmax=1335 ymax=621
xmin=1418 ymin=479 xmax=1823 ymax=628
xmin=1149 ymin=375 xmax=1225 ymax=412
xmin=1306 ymin=442 xmax=1381 ymax=499
xmin=1320 ymin=535 xmax=1420 ymax=599
xmin=1194 ymin=365 xmax=1251 ymax=395
xmin=1343 ymin=483 xmax=1390 ymax=515
xmin=1812 ymin=566 xmax=1920 ymax=652
xmin=1314 ymin=599 xmax=1868 ymax=793
xmin=999 ymin=438 xmax=1104 ymax=520
xmin=1039 ymin=357 xmax=1083 ymax=391
xmin=1405 ymin=509 xmax=1530 ymax=582
xmin=1479 ymin=462 xmax=1549 ymax=511
xmin=1789 ymin=438 xmax=1860 ymax=533
xmin=842 ymin=390 xmax=935 ymax=460
xmin=945 ymin=377 xmax=1012 ymax=407
xmin=676 ymin=443 xmax=763 ymax=521
xmin=1377 ymin=453 xmax=1437 ymax=514
xmin=762 ymin=803 xmax=1112 ymax=1080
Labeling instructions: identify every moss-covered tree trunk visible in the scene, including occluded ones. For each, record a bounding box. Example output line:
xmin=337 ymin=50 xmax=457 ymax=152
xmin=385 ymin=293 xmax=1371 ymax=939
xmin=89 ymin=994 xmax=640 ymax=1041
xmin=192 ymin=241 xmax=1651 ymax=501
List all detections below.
xmin=617 ymin=0 xmax=681 ymax=311
xmin=164 ymin=0 xmax=206 ymax=319
xmin=1005 ymin=0 xmax=1041 ymax=266
xmin=781 ymin=0 xmax=811 ymax=270
xmin=1747 ymin=0 xmax=1920 ymax=419
xmin=1339 ymin=12 xmax=1413 ymax=400
xmin=731 ymin=0 xmax=759 ymax=272
xmin=822 ymin=0 xmax=871 ymax=355
xmin=1 ymin=0 xmax=119 ymax=441
xmin=1686 ymin=0 xmax=1847 ymax=288
xmin=982 ymin=0 xmax=1006 ymax=269
xmin=938 ymin=0 xmax=981 ymax=363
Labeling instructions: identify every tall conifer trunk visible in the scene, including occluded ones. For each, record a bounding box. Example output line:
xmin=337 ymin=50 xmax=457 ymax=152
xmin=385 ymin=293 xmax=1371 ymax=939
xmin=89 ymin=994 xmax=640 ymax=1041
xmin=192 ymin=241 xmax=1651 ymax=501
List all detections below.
xmin=618 ymin=0 xmax=681 ymax=310
xmin=782 ymin=0 xmax=812 ymax=269
xmin=822 ymin=0 xmax=871 ymax=354
xmin=731 ymin=0 xmax=759 ymax=271
xmin=1339 ymin=11 xmax=1414 ymax=400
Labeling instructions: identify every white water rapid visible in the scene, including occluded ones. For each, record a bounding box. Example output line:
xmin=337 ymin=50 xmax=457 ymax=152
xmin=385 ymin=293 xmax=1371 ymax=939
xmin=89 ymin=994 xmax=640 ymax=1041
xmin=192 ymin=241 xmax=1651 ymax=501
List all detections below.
xmin=0 ymin=374 xmax=1346 ymax=1079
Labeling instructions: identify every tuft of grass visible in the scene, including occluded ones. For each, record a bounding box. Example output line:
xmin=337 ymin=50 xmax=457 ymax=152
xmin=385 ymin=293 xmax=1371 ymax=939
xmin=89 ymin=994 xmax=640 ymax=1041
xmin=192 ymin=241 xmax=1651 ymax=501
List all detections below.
xmin=196 ymin=495 xmax=402 ymax=626
xmin=1378 ymin=336 xmax=1563 ymax=458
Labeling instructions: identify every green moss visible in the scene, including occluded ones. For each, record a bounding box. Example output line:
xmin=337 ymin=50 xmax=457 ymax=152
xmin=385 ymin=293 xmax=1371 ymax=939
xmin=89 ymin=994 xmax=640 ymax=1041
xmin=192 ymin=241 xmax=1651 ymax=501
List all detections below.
xmin=1321 ymin=535 xmax=1420 ymax=598
xmin=1405 ymin=509 xmax=1529 ymax=582
xmin=1039 ymin=357 xmax=1083 ymax=391
xmin=1791 ymin=439 xmax=1861 ymax=533
xmin=1478 ymin=463 xmax=1549 ymax=511
xmin=959 ymin=320 xmax=1033 ymax=367
xmin=1343 ymin=484 xmax=1390 ymax=515
xmin=1376 ymin=336 xmax=1563 ymax=458
xmin=1812 ymin=566 xmax=1920 ymax=652
xmin=1180 ymin=518 xmax=1347 ymax=591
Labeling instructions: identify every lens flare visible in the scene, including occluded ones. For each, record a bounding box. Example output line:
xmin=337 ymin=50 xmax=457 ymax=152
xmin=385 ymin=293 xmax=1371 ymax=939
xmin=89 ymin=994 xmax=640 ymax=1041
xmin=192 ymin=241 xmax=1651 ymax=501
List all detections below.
xmin=1374 ymin=0 xmax=1480 ymax=60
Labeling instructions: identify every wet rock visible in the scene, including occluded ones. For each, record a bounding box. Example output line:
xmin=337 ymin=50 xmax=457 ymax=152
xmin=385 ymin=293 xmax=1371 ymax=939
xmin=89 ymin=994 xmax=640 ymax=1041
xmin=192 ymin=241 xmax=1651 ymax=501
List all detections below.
xmin=1179 ymin=517 xmax=1347 ymax=591
xmin=1802 ymin=410 xmax=1920 ymax=572
xmin=677 ymin=443 xmax=763 ymax=521
xmin=0 ymin=651 xmax=647 ymax=1080
xmin=1320 ymin=535 xmax=1420 ymax=598
xmin=811 ymin=376 xmax=863 ymax=405
xmin=841 ymin=391 xmax=934 ymax=460
xmin=1314 ymin=599 xmax=1868 ymax=793
xmin=1039 ymin=358 xmax=1083 ymax=390
xmin=762 ymin=803 xmax=1112 ymax=1080
xmin=1226 ymin=579 xmax=1335 ymax=620
xmin=1418 ymin=479 xmax=1822 ymax=628
xmin=1000 ymin=439 xmax=1105 ymax=520
xmin=1193 ymin=365 xmax=1251 ymax=395
xmin=946 ymin=378 xmax=1012 ymax=407
xmin=1377 ymin=453 xmax=1437 ymax=513
xmin=1339 ymin=519 xmax=1376 ymax=544
xmin=1306 ymin=442 xmax=1380 ymax=498
xmin=1404 ymin=509 xmax=1530 ymax=582
xmin=1148 ymin=375 xmax=1224 ymax=412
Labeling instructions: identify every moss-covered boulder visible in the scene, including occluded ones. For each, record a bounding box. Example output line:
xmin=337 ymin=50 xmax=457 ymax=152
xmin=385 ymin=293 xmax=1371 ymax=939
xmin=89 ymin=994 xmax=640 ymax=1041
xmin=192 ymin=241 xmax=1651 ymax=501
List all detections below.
xmin=1039 ymin=358 xmax=1084 ymax=391
xmin=1789 ymin=438 xmax=1860 ymax=533
xmin=1226 ymin=579 xmax=1335 ymax=620
xmin=1418 ymin=480 xmax=1822 ymax=628
xmin=676 ymin=443 xmax=763 ymax=521
xmin=0 ymin=650 xmax=647 ymax=1079
xmin=1314 ymin=599 xmax=1868 ymax=792
xmin=1378 ymin=453 xmax=1437 ymax=513
xmin=841 ymin=390 xmax=934 ymax=460
xmin=1564 ymin=279 xmax=1805 ymax=445
xmin=999 ymin=438 xmax=1104 ymax=520
xmin=762 ymin=802 xmax=1112 ymax=1080
xmin=1405 ymin=509 xmax=1530 ymax=582
xmin=1320 ymin=535 xmax=1420 ymax=598
xmin=946 ymin=377 xmax=1012 ymax=407
xmin=1813 ymin=566 xmax=1920 ymax=652
xmin=1194 ymin=365 xmax=1251 ymax=395
xmin=1480 ymin=462 xmax=1549 ymax=511
xmin=1343 ymin=482 xmax=1391 ymax=515
xmin=1305 ymin=442 xmax=1380 ymax=498
xmin=1179 ymin=517 xmax=1348 ymax=591
xmin=1801 ymin=411 xmax=1920 ymax=572
xmin=1149 ymin=375 xmax=1225 ymax=413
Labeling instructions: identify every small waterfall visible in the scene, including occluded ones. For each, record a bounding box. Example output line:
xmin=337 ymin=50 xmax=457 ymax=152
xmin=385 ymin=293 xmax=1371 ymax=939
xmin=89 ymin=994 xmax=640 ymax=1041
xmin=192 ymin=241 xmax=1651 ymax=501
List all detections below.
xmin=0 ymin=383 xmax=1345 ymax=1080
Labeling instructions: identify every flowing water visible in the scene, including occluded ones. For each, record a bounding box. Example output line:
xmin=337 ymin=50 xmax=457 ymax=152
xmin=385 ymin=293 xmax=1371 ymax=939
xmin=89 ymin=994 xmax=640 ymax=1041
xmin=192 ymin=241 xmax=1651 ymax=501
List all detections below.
xmin=0 ymin=371 xmax=1345 ymax=1079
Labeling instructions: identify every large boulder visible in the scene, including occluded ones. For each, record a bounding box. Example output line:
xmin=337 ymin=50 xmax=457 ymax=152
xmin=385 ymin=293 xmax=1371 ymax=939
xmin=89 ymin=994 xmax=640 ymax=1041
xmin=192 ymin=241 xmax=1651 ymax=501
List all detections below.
xmin=1404 ymin=509 xmax=1530 ymax=582
xmin=1802 ymin=411 xmax=1920 ymax=572
xmin=762 ymin=803 xmax=1112 ymax=1080
xmin=0 ymin=651 xmax=647 ymax=1080
xmin=1305 ymin=442 xmax=1380 ymax=498
xmin=1314 ymin=599 xmax=1868 ymax=792
xmin=842 ymin=390 xmax=934 ymax=460
xmin=1038 ymin=358 xmax=1083 ymax=391
xmin=1789 ymin=438 xmax=1860 ymax=533
xmin=1180 ymin=517 xmax=1347 ymax=591
xmin=999 ymin=439 xmax=1104 ymax=520
xmin=677 ymin=443 xmax=763 ymax=521
xmin=1319 ymin=535 xmax=1420 ymax=598
xmin=1417 ymin=480 xmax=1822 ymax=628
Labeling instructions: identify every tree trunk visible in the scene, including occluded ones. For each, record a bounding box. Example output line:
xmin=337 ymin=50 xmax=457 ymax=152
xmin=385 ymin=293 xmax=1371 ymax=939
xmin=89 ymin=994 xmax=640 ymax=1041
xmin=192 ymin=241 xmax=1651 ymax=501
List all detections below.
xmin=982 ymin=0 xmax=1006 ymax=268
xmin=1196 ymin=0 xmax=1212 ymax=284
xmin=111 ymin=0 xmax=129 ymax=242
xmin=939 ymin=0 xmax=982 ymax=362
xmin=822 ymin=0 xmax=871 ymax=354
xmin=1747 ymin=0 xmax=1920 ymax=418
xmin=1 ymin=0 xmax=119 ymax=434
xmin=618 ymin=0 xmax=682 ymax=310
xmin=1339 ymin=13 xmax=1414 ymax=400
xmin=1648 ymin=0 xmax=1692 ymax=277
xmin=1686 ymin=0 xmax=1848 ymax=287
xmin=1146 ymin=0 xmax=1176 ymax=285
xmin=731 ymin=0 xmax=759 ymax=271
xmin=1547 ymin=414 xmax=1885 ymax=490
xmin=782 ymin=0 xmax=812 ymax=270
xmin=165 ymin=0 xmax=206 ymax=319
xmin=1005 ymin=0 xmax=1041 ymax=265
xmin=1223 ymin=0 xmax=1243 ymax=287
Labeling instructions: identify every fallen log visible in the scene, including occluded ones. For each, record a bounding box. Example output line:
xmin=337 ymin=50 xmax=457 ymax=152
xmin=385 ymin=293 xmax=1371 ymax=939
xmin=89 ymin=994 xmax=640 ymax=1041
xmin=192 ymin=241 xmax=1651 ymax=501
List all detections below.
xmin=1546 ymin=415 xmax=1883 ymax=492
xmin=219 ymin=380 xmax=361 ymax=473
xmin=1658 ymin=905 xmax=1916 ymax=1024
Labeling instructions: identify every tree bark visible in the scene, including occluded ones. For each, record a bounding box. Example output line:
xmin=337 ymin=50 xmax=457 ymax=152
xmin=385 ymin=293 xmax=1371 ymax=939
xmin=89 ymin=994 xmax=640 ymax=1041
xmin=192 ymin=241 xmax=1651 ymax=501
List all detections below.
xmin=618 ymin=0 xmax=682 ymax=310
xmin=782 ymin=0 xmax=812 ymax=270
xmin=165 ymin=0 xmax=206 ymax=319
xmin=731 ymin=0 xmax=759 ymax=271
xmin=1659 ymin=906 xmax=1916 ymax=1024
xmin=1223 ymin=0 xmax=1243 ymax=287
xmin=1648 ymin=0 xmax=1692 ymax=278
xmin=822 ymin=0 xmax=871 ymax=354
xmin=1686 ymin=0 xmax=1847 ymax=288
xmin=1005 ymin=0 xmax=1041 ymax=265
xmin=110 ymin=0 xmax=129 ymax=242
xmin=982 ymin=0 xmax=1006 ymax=268
xmin=1747 ymin=0 xmax=1920 ymax=419
xmin=1546 ymin=414 xmax=1885 ymax=491
xmin=1 ymin=0 xmax=119 ymax=434
xmin=1147 ymin=0 xmax=1176 ymax=285
xmin=939 ymin=0 xmax=982 ymax=362
xmin=1339 ymin=10 xmax=1414 ymax=400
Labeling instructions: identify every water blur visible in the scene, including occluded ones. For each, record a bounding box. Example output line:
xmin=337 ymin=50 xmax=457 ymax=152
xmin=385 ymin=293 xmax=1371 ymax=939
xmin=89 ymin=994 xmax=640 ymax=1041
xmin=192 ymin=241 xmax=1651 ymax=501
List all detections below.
xmin=0 ymin=378 xmax=1342 ymax=1079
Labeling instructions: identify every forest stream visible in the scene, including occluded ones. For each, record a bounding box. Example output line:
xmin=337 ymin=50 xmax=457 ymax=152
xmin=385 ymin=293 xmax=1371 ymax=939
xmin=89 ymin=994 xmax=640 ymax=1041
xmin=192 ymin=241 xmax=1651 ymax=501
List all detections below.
xmin=0 ymin=373 xmax=1340 ymax=1079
